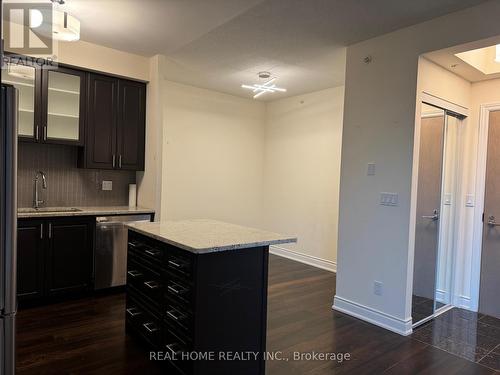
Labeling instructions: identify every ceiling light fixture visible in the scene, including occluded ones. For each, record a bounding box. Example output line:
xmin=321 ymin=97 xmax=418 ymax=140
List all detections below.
xmin=241 ymin=74 xmax=287 ymax=99
xmin=32 ymin=0 xmax=81 ymax=42
xmin=496 ymin=44 xmax=500 ymax=63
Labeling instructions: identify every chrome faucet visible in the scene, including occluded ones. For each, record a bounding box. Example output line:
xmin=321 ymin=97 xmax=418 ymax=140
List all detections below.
xmin=33 ymin=171 xmax=47 ymax=209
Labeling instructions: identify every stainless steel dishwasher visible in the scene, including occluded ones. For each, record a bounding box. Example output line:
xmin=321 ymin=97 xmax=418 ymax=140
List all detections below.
xmin=94 ymin=214 xmax=152 ymax=290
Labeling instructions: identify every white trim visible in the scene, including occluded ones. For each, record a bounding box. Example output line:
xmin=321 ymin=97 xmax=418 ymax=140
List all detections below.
xmin=435 ymin=289 xmax=449 ymax=304
xmin=471 ymin=103 xmax=500 ymax=312
xmin=333 ymin=296 xmax=413 ymax=336
xmin=421 ymin=92 xmax=469 ymax=117
xmin=454 ymin=295 xmax=472 ymax=310
xmin=270 ymin=245 xmax=336 ymax=272
xmin=421 ymin=110 xmax=445 ymax=119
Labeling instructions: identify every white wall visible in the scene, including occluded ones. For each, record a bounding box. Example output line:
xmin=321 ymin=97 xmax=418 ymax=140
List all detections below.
xmin=333 ymin=0 xmax=500 ymax=335
xmin=56 ymin=40 xmax=150 ymax=81
xmin=263 ymin=87 xmax=344 ymax=270
xmin=137 ymin=55 xmax=165 ymax=216
xmin=161 ymin=80 xmax=266 ymax=228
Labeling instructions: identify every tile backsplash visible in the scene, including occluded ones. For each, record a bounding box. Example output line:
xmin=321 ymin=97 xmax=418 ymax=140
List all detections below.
xmin=18 ymin=143 xmax=136 ymax=208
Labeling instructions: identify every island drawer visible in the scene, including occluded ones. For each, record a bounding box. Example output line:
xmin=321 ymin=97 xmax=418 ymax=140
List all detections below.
xmin=128 ymin=233 xmax=164 ymax=265
xmin=163 ymin=327 xmax=193 ymax=375
xmin=127 ymin=260 xmax=163 ymax=312
xmin=126 ymin=296 xmax=162 ymax=349
xmin=164 ymin=275 xmax=193 ymax=308
xmin=165 ymin=300 xmax=193 ymax=334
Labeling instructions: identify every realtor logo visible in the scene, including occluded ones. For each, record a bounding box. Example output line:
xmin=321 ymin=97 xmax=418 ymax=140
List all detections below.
xmin=3 ymin=2 xmax=53 ymax=55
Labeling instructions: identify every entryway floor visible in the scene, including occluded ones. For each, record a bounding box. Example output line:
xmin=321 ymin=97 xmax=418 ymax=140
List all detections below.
xmin=412 ymin=308 xmax=500 ymax=371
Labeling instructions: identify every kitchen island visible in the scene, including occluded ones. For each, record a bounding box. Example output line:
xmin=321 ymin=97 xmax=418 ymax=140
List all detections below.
xmin=125 ymin=219 xmax=296 ymax=375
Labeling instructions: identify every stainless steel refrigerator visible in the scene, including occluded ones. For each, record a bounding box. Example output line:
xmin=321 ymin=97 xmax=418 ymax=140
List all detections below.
xmin=0 ymin=84 xmax=18 ymax=375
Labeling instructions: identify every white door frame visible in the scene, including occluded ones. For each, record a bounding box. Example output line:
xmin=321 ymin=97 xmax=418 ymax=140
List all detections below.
xmin=470 ymin=103 xmax=500 ymax=312
xmin=408 ymin=92 xmax=469 ymax=326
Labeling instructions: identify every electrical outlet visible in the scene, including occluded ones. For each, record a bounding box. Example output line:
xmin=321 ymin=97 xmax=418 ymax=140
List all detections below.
xmin=374 ymin=281 xmax=383 ymax=296
xmin=102 ymin=180 xmax=113 ymax=191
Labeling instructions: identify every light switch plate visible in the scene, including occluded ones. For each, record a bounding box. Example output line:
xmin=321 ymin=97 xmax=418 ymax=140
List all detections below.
xmin=102 ymin=180 xmax=113 ymax=191
xmin=367 ymin=163 xmax=376 ymax=176
xmin=380 ymin=192 xmax=398 ymax=206
xmin=374 ymin=281 xmax=383 ymax=296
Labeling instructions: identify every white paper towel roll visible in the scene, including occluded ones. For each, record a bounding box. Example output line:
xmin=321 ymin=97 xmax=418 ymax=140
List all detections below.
xmin=129 ymin=184 xmax=137 ymax=207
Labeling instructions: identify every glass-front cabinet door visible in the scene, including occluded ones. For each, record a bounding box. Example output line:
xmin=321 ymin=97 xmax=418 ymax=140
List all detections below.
xmin=42 ymin=67 xmax=86 ymax=145
xmin=1 ymin=59 xmax=41 ymax=140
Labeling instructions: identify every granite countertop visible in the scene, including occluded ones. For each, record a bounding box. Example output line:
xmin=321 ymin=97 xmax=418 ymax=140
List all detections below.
xmin=17 ymin=206 xmax=155 ymax=218
xmin=126 ymin=219 xmax=297 ymax=254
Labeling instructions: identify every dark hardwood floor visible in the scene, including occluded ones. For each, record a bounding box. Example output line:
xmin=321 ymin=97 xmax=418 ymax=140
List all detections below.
xmin=16 ymin=255 xmax=499 ymax=374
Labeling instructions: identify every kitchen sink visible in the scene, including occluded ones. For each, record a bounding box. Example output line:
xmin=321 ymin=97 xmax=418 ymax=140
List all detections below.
xmin=18 ymin=207 xmax=82 ymax=213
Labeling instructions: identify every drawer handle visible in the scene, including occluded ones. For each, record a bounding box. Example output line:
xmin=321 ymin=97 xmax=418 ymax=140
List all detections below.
xmin=166 ymin=343 xmax=180 ymax=356
xmin=126 ymin=307 xmax=142 ymax=317
xmin=144 ymin=281 xmax=160 ymax=289
xmin=127 ymin=270 xmax=143 ymax=278
xmin=143 ymin=322 xmax=158 ymax=333
xmin=168 ymin=284 xmax=187 ymax=295
xmin=168 ymin=260 xmax=185 ymax=269
xmin=128 ymin=242 xmax=138 ymax=248
xmin=168 ymin=329 xmax=188 ymax=346
xmin=167 ymin=309 xmax=185 ymax=322
xmin=145 ymin=249 xmax=160 ymax=257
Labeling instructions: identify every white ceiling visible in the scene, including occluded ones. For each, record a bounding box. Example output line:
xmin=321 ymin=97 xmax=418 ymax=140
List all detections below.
xmin=58 ymin=0 xmax=492 ymax=100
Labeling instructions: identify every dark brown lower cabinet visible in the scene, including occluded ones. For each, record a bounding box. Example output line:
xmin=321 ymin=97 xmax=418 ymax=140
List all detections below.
xmin=126 ymin=230 xmax=268 ymax=375
xmin=17 ymin=220 xmax=45 ymax=301
xmin=45 ymin=219 xmax=94 ymax=296
xmin=17 ymin=217 xmax=94 ymax=304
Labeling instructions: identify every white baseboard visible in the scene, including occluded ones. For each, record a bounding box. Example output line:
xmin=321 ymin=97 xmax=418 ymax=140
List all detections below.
xmin=333 ymin=295 xmax=413 ymax=336
xmin=435 ymin=289 xmax=449 ymax=304
xmin=454 ymin=295 xmax=472 ymax=310
xmin=270 ymin=245 xmax=336 ymax=272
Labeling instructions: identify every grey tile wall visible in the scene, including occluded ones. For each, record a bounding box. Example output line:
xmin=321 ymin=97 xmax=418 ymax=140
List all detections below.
xmin=18 ymin=143 xmax=136 ymax=208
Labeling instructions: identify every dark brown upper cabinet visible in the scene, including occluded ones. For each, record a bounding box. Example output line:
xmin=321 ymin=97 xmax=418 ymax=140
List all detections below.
xmin=117 ymin=80 xmax=146 ymax=170
xmin=79 ymin=74 xmax=146 ymax=171
xmin=81 ymin=73 xmax=119 ymax=169
xmin=1 ymin=55 xmax=86 ymax=145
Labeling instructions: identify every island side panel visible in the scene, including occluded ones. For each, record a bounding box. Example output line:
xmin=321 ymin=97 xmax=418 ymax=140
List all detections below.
xmin=193 ymin=246 xmax=269 ymax=375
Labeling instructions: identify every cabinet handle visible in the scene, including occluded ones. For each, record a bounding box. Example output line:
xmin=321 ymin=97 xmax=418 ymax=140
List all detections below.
xmin=166 ymin=343 xmax=180 ymax=356
xmin=126 ymin=307 xmax=142 ymax=317
xmin=43 ymin=127 xmax=47 ymax=141
xmin=119 ymin=154 xmax=122 ymax=168
xmin=144 ymin=280 xmax=160 ymax=289
xmin=168 ymin=260 xmax=182 ymax=268
xmin=40 ymin=223 xmax=43 ymax=239
xmin=143 ymin=322 xmax=158 ymax=333
xmin=168 ymin=283 xmax=187 ymax=295
xmin=167 ymin=309 xmax=185 ymax=322
xmin=127 ymin=270 xmax=142 ymax=278
xmin=168 ymin=329 xmax=188 ymax=346
xmin=35 ymin=126 xmax=39 ymax=141
xmin=48 ymin=223 xmax=52 ymax=239
xmin=145 ymin=249 xmax=160 ymax=257
xmin=112 ymin=155 xmax=116 ymax=168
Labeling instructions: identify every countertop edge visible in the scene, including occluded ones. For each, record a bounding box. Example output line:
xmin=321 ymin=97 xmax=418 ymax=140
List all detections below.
xmin=126 ymin=225 xmax=297 ymax=254
xmin=17 ymin=207 xmax=155 ymax=219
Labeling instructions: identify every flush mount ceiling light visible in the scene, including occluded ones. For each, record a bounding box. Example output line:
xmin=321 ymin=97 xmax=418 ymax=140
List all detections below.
xmin=241 ymin=72 xmax=287 ymax=99
xmin=31 ymin=0 xmax=80 ymax=42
